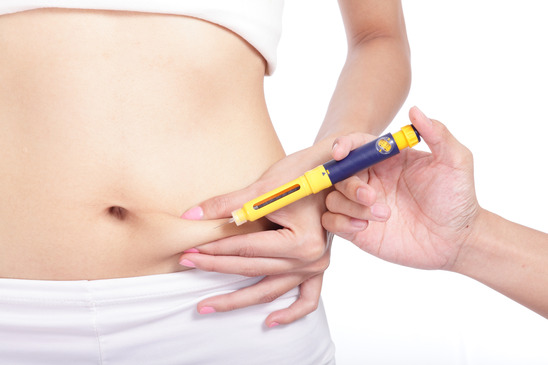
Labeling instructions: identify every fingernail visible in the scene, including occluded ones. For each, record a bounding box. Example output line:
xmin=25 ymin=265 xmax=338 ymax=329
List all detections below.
xmin=350 ymin=219 xmax=368 ymax=230
xmin=268 ymin=322 xmax=280 ymax=328
xmin=331 ymin=143 xmax=339 ymax=160
xmin=184 ymin=248 xmax=200 ymax=253
xmin=356 ymin=187 xmax=371 ymax=205
xmin=371 ymin=203 xmax=390 ymax=219
xmin=179 ymin=259 xmax=196 ymax=268
xmin=199 ymin=306 xmax=216 ymax=315
xmin=414 ymin=106 xmax=432 ymax=125
xmin=181 ymin=206 xmax=203 ymax=220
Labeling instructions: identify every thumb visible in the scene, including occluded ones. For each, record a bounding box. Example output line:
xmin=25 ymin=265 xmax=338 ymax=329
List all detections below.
xmin=181 ymin=184 xmax=262 ymax=220
xmin=409 ymin=106 xmax=471 ymax=167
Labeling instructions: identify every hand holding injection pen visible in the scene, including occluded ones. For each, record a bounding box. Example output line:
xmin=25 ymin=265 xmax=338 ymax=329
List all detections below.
xmin=231 ymin=125 xmax=421 ymax=226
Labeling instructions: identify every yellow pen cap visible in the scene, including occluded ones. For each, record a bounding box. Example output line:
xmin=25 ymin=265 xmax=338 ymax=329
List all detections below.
xmin=393 ymin=125 xmax=420 ymax=150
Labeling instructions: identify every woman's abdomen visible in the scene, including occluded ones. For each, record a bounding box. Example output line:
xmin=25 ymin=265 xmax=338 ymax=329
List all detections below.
xmin=0 ymin=9 xmax=285 ymax=280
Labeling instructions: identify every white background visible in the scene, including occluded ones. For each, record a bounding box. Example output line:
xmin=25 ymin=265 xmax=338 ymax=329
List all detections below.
xmin=265 ymin=1 xmax=548 ymax=364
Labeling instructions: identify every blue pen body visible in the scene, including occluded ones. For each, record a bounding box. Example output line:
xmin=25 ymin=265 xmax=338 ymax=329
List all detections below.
xmin=323 ymin=132 xmax=401 ymax=185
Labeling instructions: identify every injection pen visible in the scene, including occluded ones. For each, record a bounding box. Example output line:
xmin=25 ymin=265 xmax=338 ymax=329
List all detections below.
xmin=230 ymin=124 xmax=421 ymax=226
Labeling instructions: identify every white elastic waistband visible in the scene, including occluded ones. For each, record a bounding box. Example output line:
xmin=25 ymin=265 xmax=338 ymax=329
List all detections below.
xmin=0 ymin=270 xmax=262 ymax=305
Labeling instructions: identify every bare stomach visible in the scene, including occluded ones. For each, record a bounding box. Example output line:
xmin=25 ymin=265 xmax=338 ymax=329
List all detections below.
xmin=0 ymin=9 xmax=285 ymax=280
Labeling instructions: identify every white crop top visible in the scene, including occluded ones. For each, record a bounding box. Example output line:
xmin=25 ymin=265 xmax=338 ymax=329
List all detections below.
xmin=0 ymin=0 xmax=284 ymax=74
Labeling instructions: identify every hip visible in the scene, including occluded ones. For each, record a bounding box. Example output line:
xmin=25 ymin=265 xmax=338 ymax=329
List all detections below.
xmin=0 ymin=270 xmax=335 ymax=365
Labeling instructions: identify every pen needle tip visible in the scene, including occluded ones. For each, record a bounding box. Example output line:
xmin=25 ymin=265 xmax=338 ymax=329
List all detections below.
xmin=214 ymin=218 xmax=234 ymax=229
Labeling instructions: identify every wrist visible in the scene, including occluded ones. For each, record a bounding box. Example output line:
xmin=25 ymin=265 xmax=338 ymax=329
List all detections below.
xmin=447 ymin=206 xmax=548 ymax=318
xmin=450 ymin=207 xmax=490 ymax=275
xmin=449 ymin=207 xmax=513 ymax=284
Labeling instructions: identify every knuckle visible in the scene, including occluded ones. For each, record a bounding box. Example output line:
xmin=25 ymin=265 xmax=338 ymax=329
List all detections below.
xmin=307 ymin=243 xmax=326 ymax=261
xmin=431 ymin=118 xmax=442 ymax=126
xmin=317 ymin=255 xmax=331 ymax=272
xmin=462 ymin=145 xmax=474 ymax=162
xmin=453 ymin=144 xmax=474 ymax=166
xmin=259 ymin=290 xmax=281 ymax=304
xmin=209 ymin=195 xmax=232 ymax=216
xmin=313 ymin=231 xmax=329 ymax=255
xmin=224 ymin=303 xmax=240 ymax=312
xmin=436 ymin=120 xmax=450 ymax=137
xmin=200 ymin=260 xmax=216 ymax=273
xmin=220 ymin=296 xmax=242 ymax=312
xmin=299 ymin=297 xmax=319 ymax=315
xmin=301 ymin=296 xmax=319 ymax=313
xmin=251 ymin=179 xmax=270 ymax=195
xmin=237 ymin=244 xmax=256 ymax=258
xmin=296 ymin=237 xmax=326 ymax=262
xmin=305 ymin=255 xmax=330 ymax=274
xmin=240 ymin=264 xmax=261 ymax=277
xmin=346 ymin=175 xmax=363 ymax=191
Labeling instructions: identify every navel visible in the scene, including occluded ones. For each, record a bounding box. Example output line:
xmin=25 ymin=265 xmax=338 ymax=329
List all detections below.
xmin=107 ymin=206 xmax=128 ymax=220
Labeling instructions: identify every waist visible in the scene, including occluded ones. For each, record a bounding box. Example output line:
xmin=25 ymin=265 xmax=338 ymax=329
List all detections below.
xmin=0 ymin=271 xmax=267 ymax=303
xmin=0 ymin=9 xmax=285 ymax=280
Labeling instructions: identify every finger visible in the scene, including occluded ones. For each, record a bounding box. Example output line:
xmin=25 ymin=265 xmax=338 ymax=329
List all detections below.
xmin=265 ymin=273 xmax=324 ymax=327
xmin=190 ymin=222 xmax=327 ymax=262
xmin=332 ymin=133 xmax=376 ymax=161
xmin=326 ymin=190 xmax=372 ymax=221
xmin=179 ymin=253 xmax=300 ymax=277
xmin=409 ymin=106 xmax=472 ymax=166
xmin=186 ymin=228 xmax=292 ymax=258
xmin=133 ymin=210 xmax=267 ymax=253
xmin=326 ymin=190 xmax=390 ymax=222
xmin=321 ymin=210 xmax=368 ymax=235
xmin=333 ymin=175 xmax=376 ymax=206
xmin=196 ymin=274 xmax=304 ymax=316
xmin=181 ymin=184 xmax=263 ymax=221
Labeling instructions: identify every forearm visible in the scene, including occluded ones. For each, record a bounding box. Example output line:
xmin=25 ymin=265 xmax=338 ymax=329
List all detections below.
xmin=453 ymin=208 xmax=548 ymax=318
xmin=315 ymin=34 xmax=411 ymax=144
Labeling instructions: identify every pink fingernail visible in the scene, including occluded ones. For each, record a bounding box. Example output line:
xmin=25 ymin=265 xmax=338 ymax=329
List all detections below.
xmin=414 ymin=106 xmax=432 ymax=125
xmin=332 ymin=142 xmax=342 ymax=160
xmin=199 ymin=306 xmax=216 ymax=315
xmin=356 ymin=187 xmax=371 ymax=205
xmin=179 ymin=259 xmax=196 ymax=268
xmin=181 ymin=206 xmax=203 ymax=220
xmin=184 ymin=248 xmax=200 ymax=253
xmin=371 ymin=204 xmax=390 ymax=219
xmin=268 ymin=322 xmax=280 ymax=328
xmin=350 ymin=219 xmax=368 ymax=230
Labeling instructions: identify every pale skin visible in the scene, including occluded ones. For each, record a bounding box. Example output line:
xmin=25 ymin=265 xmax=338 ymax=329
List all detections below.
xmin=1 ymin=1 xmax=410 ymax=328
xmin=0 ymin=9 xmax=281 ymax=280
xmin=322 ymin=106 xmax=548 ymax=318
xmin=179 ymin=0 xmax=411 ymax=327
